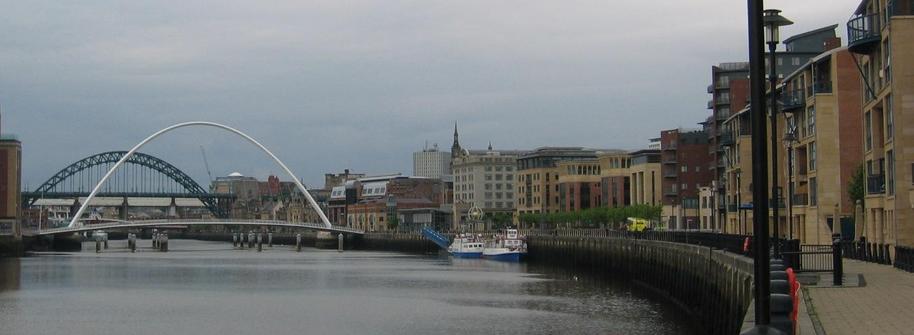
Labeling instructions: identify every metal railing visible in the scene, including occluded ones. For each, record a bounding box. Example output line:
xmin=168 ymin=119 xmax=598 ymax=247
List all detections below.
xmin=842 ymin=240 xmax=893 ymax=265
xmin=895 ymin=245 xmax=914 ymax=273
xmin=847 ymin=14 xmax=881 ymax=52
xmin=812 ymin=80 xmax=833 ymax=94
xmin=518 ymin=229 xmax=757 ymax=256
xmin=779 ymin=89 xmax=805 ymax=111
xmin=782 ymin=244 xmax=835 ymax=273
xmin=889 ymin=0 xmax=914 ymax=16
xmin=792 ymin=193 xmax=809 ymax=206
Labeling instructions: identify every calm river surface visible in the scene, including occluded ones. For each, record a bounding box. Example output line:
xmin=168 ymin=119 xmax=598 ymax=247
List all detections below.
xmin=0 ymin=239 xmax=692 ymax=335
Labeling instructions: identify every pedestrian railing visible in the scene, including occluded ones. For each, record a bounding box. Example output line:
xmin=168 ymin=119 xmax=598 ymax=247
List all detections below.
xmin=782 ymin=244 xmax=834 ymax=273
xmin=894 ymin=245 xmax=914 ymax=273
xmin=841 ymin=240 xmax=892 ymax=265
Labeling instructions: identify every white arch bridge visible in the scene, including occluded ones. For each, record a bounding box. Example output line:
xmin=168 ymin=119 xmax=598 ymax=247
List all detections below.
xmin=36 ymin=219 xmax=364 ymax=236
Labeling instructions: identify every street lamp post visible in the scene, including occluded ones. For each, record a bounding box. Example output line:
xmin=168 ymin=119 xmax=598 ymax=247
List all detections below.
xmin=764 ymin=8 xmax=792 ymax=258
xmin=783 ymin=125 xmax=798 ymax=240
xmin=744 ymin=0 xmax=778 ymax=332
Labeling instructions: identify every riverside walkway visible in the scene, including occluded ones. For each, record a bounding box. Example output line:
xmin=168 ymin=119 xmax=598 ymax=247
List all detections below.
xmin=806 ymin=260 xmax=914 ymax=334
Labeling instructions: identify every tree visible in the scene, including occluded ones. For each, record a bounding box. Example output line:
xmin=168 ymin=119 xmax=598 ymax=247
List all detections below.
xmin=848 ymin=164 xmax=865 ymax=206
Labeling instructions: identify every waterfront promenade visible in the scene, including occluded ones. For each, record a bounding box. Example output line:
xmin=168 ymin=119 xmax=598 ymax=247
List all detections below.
xmin=806 ymin=260 xmax=914 ymax=335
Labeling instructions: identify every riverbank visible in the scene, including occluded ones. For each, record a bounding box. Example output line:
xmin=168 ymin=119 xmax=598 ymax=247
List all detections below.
xmin=358 ymin=232 xmax=753 ymax=335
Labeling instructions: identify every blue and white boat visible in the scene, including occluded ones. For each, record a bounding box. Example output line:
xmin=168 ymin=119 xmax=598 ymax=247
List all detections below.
xmin=448 ymin=233 xmax=485 ymax=258
xmin=483 ymin=229 xmax=527 ymax=262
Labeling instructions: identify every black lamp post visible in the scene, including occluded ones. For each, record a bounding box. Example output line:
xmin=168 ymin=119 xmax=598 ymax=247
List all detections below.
xmin=764 ymin=9 xmax=792 ymax=258
xmin=743 ymin=0 xmax=780 ymax=333
xmin=783 ymin=124 xmax=798 ymax=240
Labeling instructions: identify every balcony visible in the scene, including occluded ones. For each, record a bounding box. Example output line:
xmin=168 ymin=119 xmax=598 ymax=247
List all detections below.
xmin=707 ymin=84 xmax=714 ymax=94
xmin=719 ymin=131 xmax=734 ymax=146
xmin=792 ymin=193 xmax=809 ymax=206
xmin=663 ymin=143 xmax=677 ymax=151
xmin=780 ymin=89 xmax=804 ymax=112
xmin=889 ymin=0 xmax=914 ymax=17
xmin=867 ymin=174 xmax=886 ymax=194
xmin=662 ymin=158 xmax=678 ymax=165
xmin=769 ymin=198 xmax=786 ymax=209
xmin=707 ymin=100 xmax=714 ymax=109
xmin=715 ymin=95 xmax=731 ymax=105
xmin=663 ymin=172 xmax=678 ymax=178
xmin=812 ymin=80 xmax=833 ymax=94
xmin=847 ymin=13 xmax=881 ymax=54
xmin=664 ymin=188 xmax=679 ymax=197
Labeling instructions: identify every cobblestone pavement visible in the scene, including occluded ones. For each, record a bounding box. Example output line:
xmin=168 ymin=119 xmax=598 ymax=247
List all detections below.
xmin=806 ymin=260 xmax=914 ymax=334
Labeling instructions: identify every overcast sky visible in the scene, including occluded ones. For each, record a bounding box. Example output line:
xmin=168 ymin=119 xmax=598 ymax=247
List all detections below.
xmin=1 ymin=0 xmax=860 ymax=189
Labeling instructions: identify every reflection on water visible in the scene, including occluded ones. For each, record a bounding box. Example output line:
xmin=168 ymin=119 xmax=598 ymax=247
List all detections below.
xmin=0 ymin=258 xmax=20 ymax=291
xmin=0 ymin=239 xmax=691 ymax=335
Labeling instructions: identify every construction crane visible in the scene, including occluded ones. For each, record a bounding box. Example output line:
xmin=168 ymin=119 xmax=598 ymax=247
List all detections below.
xmin=200 ymin=145 xmax=214 ymax=188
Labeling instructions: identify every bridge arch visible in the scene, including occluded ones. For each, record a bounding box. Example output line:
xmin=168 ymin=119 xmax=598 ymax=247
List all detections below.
xmin=69 ymin=122 xmax=331 ymax=229
xmin=28 ymin=151 xmax=229 ymax=218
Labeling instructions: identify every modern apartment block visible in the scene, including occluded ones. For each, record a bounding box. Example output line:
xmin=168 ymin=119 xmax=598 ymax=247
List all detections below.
xmin=412 ymin=145 xmax=451 ymax=179
xmin=628 ymin=149 xmax=662 ymax=208
xmin=556 ymin=159 xmax=602 ymax=212
xmin=598 ymin=151 xmax=631 ymax=208
xmin=716 ymin=25 xmax=841 ymax=235
xmin=660 ymin=129 xmax=713 ymax=230
xmin=779 ymin=41 xmax=863 ymax=244
xmin=708 ymin=62 xmax=750 ymax=227
xmin=515 ymin=147 xmax=598 ymax=219
xmin=846 ymin=0 xmax=914 ymax=248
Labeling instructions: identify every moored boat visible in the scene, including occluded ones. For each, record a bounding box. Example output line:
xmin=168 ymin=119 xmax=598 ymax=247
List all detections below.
xmin=448 ymin=233 xmax=484 ymax=258
xmin=483 ymin=229 xmax=527 ymax=262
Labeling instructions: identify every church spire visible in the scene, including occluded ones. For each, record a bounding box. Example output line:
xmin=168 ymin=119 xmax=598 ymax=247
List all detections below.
xmin=451 ymin=121 xmax=463 ymax=159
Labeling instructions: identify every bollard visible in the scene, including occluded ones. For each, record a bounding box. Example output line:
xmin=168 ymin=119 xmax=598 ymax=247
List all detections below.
xmin=104 ymin=238 xmax=109 ymax=249
xmin=296 ymin=234 xmax=302 ymax=252
xmin=96 ymin=239 xmax=101 ymax=253
xmin=162 ymin=233 xmax=169 ymax=252
xmin=268 ymin=232 xmax=273 ymax=248
xmin=233 ymin=233 xmax=238 ymax=248
xmin=249 ymin=233 xmax=255 ymax=249
xmin=338 ymin=233 xmax=344 ymax=252
xmin=833 ymin=237 xmax=843 ymax=286
xmin=257 ymin=233 xmax=263 ymax=252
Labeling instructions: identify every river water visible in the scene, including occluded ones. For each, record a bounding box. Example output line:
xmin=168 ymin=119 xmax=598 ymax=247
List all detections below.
xmin=0 ymin=239 xmax=692 ymax=335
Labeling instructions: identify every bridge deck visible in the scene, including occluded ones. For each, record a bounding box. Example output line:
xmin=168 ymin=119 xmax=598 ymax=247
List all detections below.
xmin=35 ymin=219 xmax=363 ymax=236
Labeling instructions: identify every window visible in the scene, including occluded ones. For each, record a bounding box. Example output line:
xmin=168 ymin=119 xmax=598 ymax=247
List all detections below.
xmin=682 ymin=183 xmax=687 ymax=190
xmin=485 ymin=174 xmax=492 ymax=181
xmin=865 ymin=111 xmax=873 ymax=151
xmin=485 ymin=184 xmax=492 ymax=190
xmin=777 ymin=57 xmax=783 ymax=66
xmin=495 ymin=174 xmax=503 ymax=181
xmin=485 ymin=192 xmax=493 ymax=199
xmin=887 ymin=150 xmax=895 ymax=195
xmin=681 ymin=165 xmax=687 ymax=172
xmin=809 ymin=142 xmax=817 ymax=171
xmin=495 ymin=184 xmax=502 ymax=190
xmin=506 ymin=166 xmax=513 ymax=172
xmin=809 ymin=177 xmax=817 ymax=206
xmin=791 ymin=57 xmax=800 ymax=66
xmin=495 ymin=166 xmax=503 ymax=172
xmin=886 ymin=94 xmax=894 ymax=140
xmin=485 ymin=166 xmax=492 ymax=172
xmin=806 ymin=106 xmax=816 ymax=136
xmin=695 ymin=166 xmax=700 ymax=172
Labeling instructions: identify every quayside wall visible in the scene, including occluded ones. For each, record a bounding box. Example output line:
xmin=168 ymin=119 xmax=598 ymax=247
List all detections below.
xmin=356 ymin=233 xmax=754 ymax=335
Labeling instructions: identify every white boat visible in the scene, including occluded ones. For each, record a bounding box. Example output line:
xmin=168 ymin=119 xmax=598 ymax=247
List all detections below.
xmin=447 ymin=233 xmax=484 ymax=258
xmin=483 ymin=229 xmax=527 ymax=262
